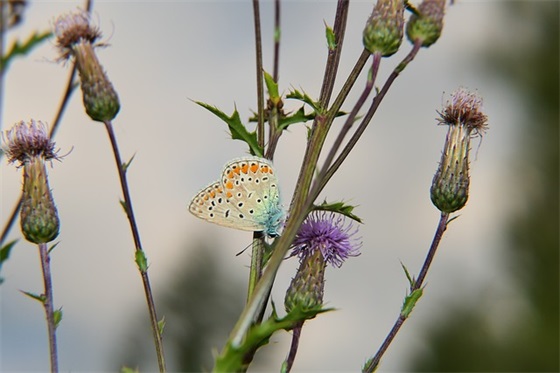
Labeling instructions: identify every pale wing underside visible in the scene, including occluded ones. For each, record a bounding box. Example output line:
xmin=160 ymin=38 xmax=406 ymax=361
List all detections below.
xmin=189 ymin=157 xmax=282 ymax=234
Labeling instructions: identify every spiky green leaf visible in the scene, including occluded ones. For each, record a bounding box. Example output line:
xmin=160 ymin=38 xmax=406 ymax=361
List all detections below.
xmin=194 ymin=101 xmax=263 ymax=157
xmin=215 ymin=304 xmax=331 ymax=372
xmin=135 ymin=250 xmax=148 ymax=273
xmin=1 ymin=31 xmax=52 ymax=73
xmin=401 ymin=288 xmax=423 ymax=318
xmin=0 ymin=240 xmax=17 ymax=283
xmin=286 ymin=89 xmax=322 ymax=113
xmin=313 ymin=201 xmax=362 ymax=223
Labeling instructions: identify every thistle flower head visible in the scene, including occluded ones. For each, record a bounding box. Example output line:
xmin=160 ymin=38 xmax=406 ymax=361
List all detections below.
xmin=437 ymin=87 xmax=488 ymax=135
xmin=54 ymin=8 xmax=101 ymax=61
xmin=53 ymin=9 xmax=120 ymax=122
xmin=431 ymin=88 xmax=488 ymax=213
xmin=285 ymin=212 xmax=361 ymax=313
xmin=406 ymin=0 xmax=446 ymax=47
xmin=3 ymin=120 xmax=61 ymax=244
xmin=291 ymin=211 xmax=361 ymax=268
xmin=2 ymin=119 xmax=58 ymax=166
xmin=363 ymin=0 xmax=405 ymax=56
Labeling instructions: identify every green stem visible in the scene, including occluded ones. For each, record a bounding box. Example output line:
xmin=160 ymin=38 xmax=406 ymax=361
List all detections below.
xmin=362 ymin=212 xmax=450 ymax=373
xmin=38 ymin=242 xmax=58 ymax=373
xmin=103 ymin=120 xmax=166 ymax=373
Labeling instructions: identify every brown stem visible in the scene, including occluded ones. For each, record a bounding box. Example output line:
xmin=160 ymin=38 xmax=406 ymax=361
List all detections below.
xmin=103 ymin=120 xmax=166 ymax=372
xmin=362 ymin=212 xmax=450 ymax=373
xmin=38 ymin=242 xmax=58 ymax=373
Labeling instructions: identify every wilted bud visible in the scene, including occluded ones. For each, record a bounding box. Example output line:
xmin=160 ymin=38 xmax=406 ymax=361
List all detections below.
xmin=54 ymin=9 xmax=120 ymax=122
xmin=406 ymin=0 xmax=446 ymax=47
xmin=431 ymin=88 xmax=488 ymax=213
xmin=363 ymin=0 xmax=405 ymax=56
xmin=3 ymin=120 xmax=61 ymax=243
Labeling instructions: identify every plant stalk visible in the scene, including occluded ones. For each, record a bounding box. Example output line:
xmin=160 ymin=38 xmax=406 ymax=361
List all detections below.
xmin=363 ymin=212 xmax=450 ymax=372
xmin=103 ymin=120 xmax=166 ymax=373
xmin=38 ymin=242 xmax=58 ymax=373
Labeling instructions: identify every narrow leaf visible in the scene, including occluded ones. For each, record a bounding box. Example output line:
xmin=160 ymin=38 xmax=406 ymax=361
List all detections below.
xmin=263 ymin=70 xmax=280 ymax=105
xmin=1 ymin=31 xmax=52 ymax=72
xmin=21 ymin=290 xmax=45 ymax=303
xmin=158 ymin=316 xmax=166 ymax=335
xmin=53 ymin=308 xmax=63 ymax=328
xmin=324 ymin=21 xmax=336 ymax=51
xmin=400 ymin=262 xmax=415 ymax=288
xmin=194 ymin=101 xmax=263 ymax=156
xmin=122 ymin=154 xmax=136 ymax=173
xmin=313 ymin=201 xmax=362 ymax=223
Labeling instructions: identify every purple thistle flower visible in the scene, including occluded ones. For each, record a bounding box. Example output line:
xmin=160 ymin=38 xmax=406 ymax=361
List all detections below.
xmin=291 ymin=211 xmax=361 ymax=268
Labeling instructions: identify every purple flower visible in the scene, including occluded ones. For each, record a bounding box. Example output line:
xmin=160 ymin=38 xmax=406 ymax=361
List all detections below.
xmin=291 ymin=211 xmax=361 ymax=268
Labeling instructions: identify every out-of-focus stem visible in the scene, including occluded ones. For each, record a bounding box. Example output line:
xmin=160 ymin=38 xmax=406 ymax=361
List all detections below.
xmin=38 ymin=242 xmax=58 ymax=373
xmin=362 ymin=212 xmax=450 ymax=373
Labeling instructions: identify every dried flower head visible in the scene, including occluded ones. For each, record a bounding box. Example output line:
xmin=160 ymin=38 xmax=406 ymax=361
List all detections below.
xmin=54 ymin=8 xmax=101 ymax=61
xmin=291 ymin=211 xmax=361 ymax=268
xmin=363 ymin=0 xmax=405 ymax=56
xmin=406 ymin=0 xmax=446 ymax=47
xmin=431 ymin=88 xmax=488 ymax=213
xmin=53 ymin=9 xmax=120 ymax=122
xmin=3 ymin=120 xmax=61 ymax=243
xmin=3 ymin=119 xmax=58 ymax=166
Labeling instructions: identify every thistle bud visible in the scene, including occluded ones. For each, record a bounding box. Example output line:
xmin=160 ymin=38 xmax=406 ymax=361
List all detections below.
xmin=363 ymin=0 xmax=405 ymax=57
xmin=285 ymin=249 xmax=326 ymax=313
xmin=3 ymin=120 xmax=61 ymax=243
xmin=54 ymin=9 xmax=120 ymax=122
xmin=406 ymin=0 xmax=446 ymax=47
xmin=431 ymin=88 xmax=488 ymax=213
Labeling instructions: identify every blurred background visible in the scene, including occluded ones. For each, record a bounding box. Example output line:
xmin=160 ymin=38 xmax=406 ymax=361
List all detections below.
xmin=0 ymin=0 xmax=558 ymax=372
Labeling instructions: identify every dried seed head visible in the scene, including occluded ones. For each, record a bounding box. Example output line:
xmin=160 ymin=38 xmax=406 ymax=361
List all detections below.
xmin=2 ymin=119 xmax=58 ymax=166
xmin=53 ymin=9 xmax=120 ymax=122
xmin=430 ymin=89 xmax=488 ymax=213
xmin=3 ymin=120 xmax=61 ymax=244
xmin=54 ymin=8 xmax=101 ymax=61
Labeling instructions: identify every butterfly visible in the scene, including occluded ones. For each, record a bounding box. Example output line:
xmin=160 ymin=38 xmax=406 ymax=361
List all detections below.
xmin=189 ymin=156 xmax=284 ymax=237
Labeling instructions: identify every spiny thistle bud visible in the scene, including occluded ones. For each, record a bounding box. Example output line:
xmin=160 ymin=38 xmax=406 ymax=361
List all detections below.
xmin=3 ymin=120 xmax=61 ymax=243
xmin=54 ymin=9 xmax=120 ymax=122
xmin=431 ymin=88 xmax=488 ymax=213
xmin=363 ymin=0 xmax=405 ymax=57
xmin=285 ymin=212 xmax=361 ymax=313
xmin=406 ymin=0 xmax=446 ymax=47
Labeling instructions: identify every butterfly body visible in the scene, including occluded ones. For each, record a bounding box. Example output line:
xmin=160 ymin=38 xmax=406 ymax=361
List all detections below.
xmin=189 ymin=157 xmax=283 ymax=237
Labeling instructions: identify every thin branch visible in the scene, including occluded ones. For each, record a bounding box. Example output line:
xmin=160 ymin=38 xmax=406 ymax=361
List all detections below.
xmin=38 ymin=242 xmax=58 ymax=373
xmin=103 ymin=120 xmax=166 ymax=372
xmin=362 ymin=212 xmax=450 ymax=373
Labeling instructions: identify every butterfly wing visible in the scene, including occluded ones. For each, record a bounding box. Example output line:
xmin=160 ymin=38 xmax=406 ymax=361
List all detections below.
xmin=189 ymin=181 xmax=262 ymax=232
xmin=220 ymin=157 xmax=283 ymax=235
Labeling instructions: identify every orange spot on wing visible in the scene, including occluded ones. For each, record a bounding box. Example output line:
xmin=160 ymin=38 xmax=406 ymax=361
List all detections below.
xmin=225 ymin=181 xmax=234 ymax=189
xmin=226 ymin=191 xmax=233 ymax=198
xmin=241 ymin=164 xmax=249 ymax=173
xmin=250 ymin=163 xmax=259 ymax=173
